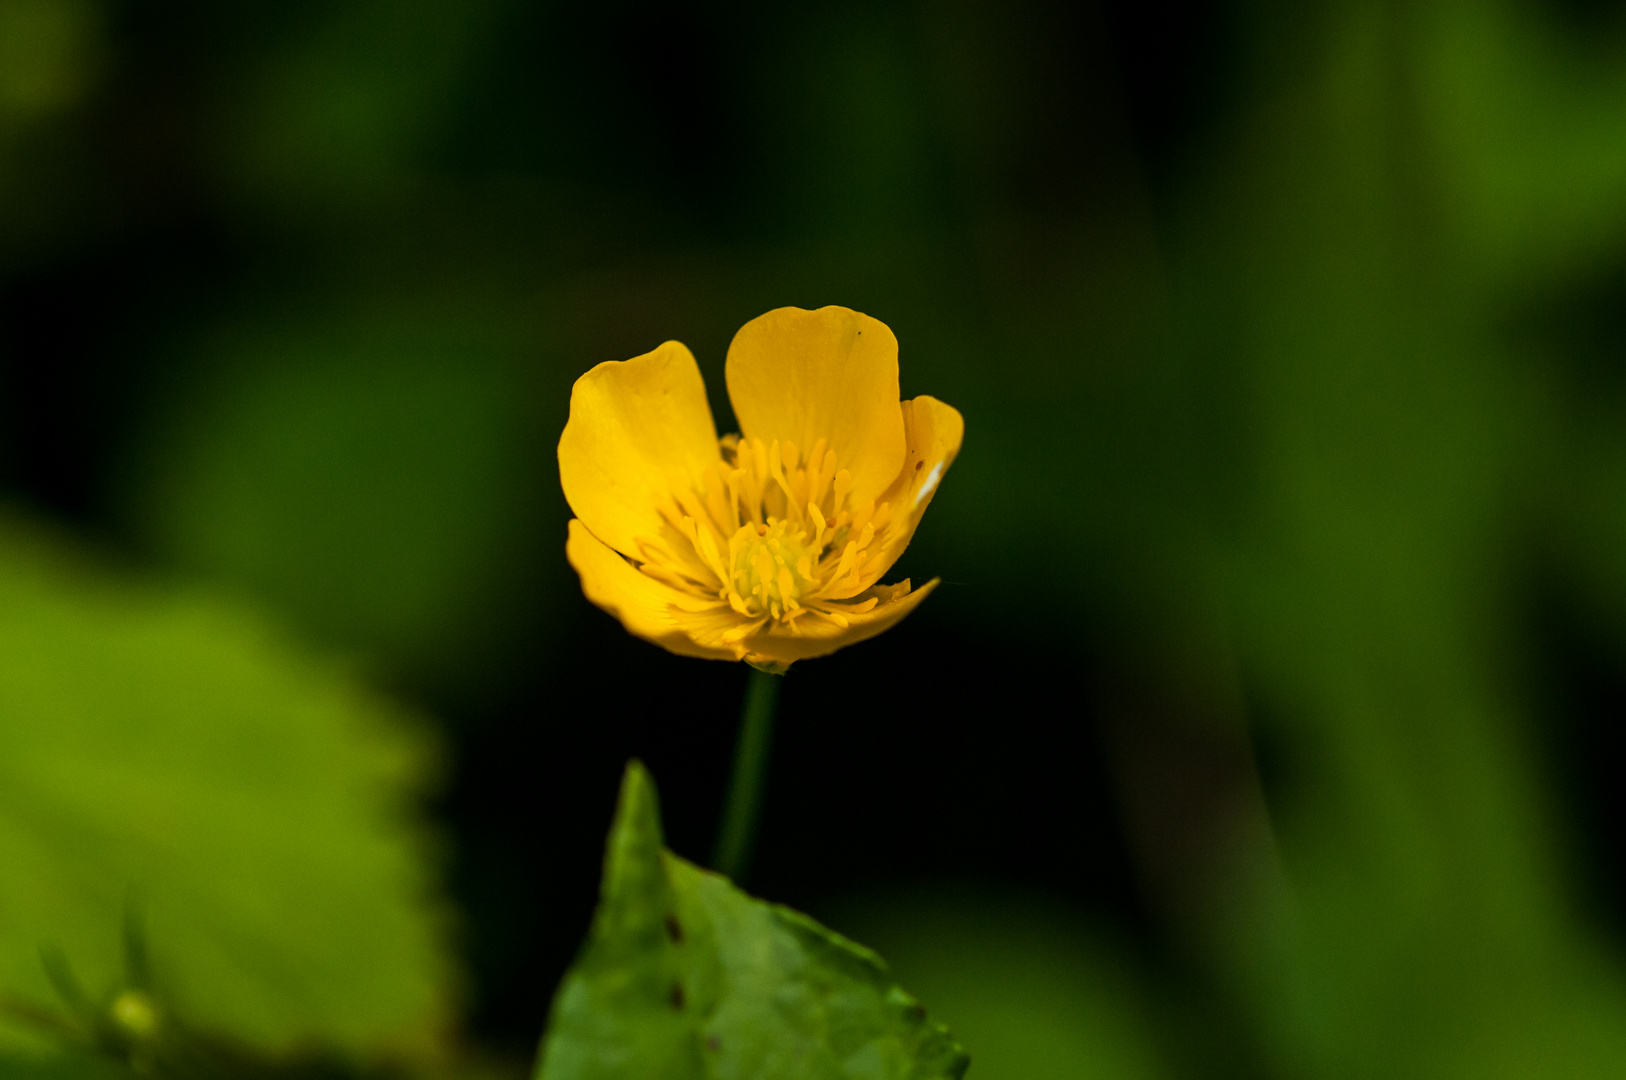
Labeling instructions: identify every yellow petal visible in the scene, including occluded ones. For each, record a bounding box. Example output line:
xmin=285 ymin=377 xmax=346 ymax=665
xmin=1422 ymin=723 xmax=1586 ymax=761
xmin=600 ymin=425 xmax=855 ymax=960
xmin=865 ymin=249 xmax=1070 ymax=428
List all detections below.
xmin=566 ymin=519 xmax=746 ymax=661
xmin=725 ymin=307 xmax=906 ymax=510
xmin=559 ymin=340 xmax=722 ymax=559
xmin=741 ymin=578 xmax=939 ymax=666
xmin=829 ymin=395 xmax=965 ymax=598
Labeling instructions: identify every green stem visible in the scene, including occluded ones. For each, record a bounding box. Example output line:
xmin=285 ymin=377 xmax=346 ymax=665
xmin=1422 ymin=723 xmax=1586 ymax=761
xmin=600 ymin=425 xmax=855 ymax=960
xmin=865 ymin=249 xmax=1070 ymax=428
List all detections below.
xmin=711 ymin=665 xmax=782 ymax=882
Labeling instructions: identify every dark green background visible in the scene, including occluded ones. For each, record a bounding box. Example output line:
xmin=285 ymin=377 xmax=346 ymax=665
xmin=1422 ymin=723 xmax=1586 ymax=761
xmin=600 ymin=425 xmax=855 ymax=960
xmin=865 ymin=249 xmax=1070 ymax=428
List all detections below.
xmin=5 ymin=1 xmax=1626 ymax=1077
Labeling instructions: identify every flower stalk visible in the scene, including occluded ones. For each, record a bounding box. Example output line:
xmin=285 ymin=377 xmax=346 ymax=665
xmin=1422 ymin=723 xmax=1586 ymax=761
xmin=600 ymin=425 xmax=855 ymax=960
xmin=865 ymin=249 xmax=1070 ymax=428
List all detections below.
xmin=711 ymin=665 xmax=783 ymax=882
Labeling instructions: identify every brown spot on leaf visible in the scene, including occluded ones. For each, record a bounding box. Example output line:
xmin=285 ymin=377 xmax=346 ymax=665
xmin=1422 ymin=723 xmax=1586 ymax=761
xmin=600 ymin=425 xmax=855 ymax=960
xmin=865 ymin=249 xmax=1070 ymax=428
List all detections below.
xmin=706 ymin=1035 xmax=721 ymax=1052
xmin=670 ymin=983 xmax=685 ymax=1010
xmin=663 ymin=913 xmax=683 ymax=943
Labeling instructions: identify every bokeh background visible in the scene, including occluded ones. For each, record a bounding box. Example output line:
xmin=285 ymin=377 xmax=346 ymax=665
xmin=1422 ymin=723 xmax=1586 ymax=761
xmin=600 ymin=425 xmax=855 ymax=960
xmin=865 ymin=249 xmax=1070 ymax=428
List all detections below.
xmin=4 ymin=0 xmax=1626 ymax=1077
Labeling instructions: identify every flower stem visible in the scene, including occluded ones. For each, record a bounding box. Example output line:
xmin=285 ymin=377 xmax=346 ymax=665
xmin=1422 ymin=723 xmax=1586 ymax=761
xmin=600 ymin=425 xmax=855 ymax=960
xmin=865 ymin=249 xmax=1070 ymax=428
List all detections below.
xmin=711 ymin=665 xmax=782 ymax=883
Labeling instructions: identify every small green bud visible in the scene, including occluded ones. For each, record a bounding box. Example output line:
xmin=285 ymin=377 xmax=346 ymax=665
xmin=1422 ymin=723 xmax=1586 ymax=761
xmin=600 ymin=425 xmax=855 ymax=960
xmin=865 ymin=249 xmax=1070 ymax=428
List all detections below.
xmin=110 ymin=990 xmax=159 ymax=1040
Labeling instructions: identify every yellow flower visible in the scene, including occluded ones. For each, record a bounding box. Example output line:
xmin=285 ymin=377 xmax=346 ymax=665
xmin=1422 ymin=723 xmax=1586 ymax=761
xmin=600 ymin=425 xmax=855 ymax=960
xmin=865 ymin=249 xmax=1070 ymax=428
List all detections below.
xmin=559 ymin=305 xmax=963 ymax=668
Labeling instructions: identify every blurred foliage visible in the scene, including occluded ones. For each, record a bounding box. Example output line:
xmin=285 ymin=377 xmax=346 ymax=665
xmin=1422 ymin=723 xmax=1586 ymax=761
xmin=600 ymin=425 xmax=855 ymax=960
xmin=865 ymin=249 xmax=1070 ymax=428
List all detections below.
xmin=1170 ymin=5 xmax=1626 ymax=1077
xmin=0 ymin=0 xmax=101 ymax=266
xmin=536 ymin=764 xmax=966 ymax=1080
xmin=825 ymin=890 xmax=1173 ymax=1080
xmin=0 ymin=514 xmax=453 ymax=1060
xmin=0 ymin=0 xmax=97 ymax=125
xmin=116 ymin=301 xmax=551 ymax=694
xmin=2 ymin=0 xmax=1626 ymax=1077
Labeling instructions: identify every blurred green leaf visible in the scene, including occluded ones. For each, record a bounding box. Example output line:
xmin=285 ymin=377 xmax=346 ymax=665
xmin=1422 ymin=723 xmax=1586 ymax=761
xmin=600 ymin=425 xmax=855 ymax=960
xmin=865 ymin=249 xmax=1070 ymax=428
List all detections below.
xmin=824 ymin=889 xmax=1174 ymax=1080
xmin=0 ymin=0 xmax=97 ymax=123
xmin=0 ymin=1049 xmax=126 ymax=1080
xmin=219 ymin=0 xmax=499 ymax=208
xmin=1164 ymin=5 xmax=1626 ymax=1077
xmin=0 ymin=513 xmax=454 ymax=1058
xmin=1417 ymin=1 xmax=1626 ymax=288
xmin=120 ymin=304 xmax=550 ymax=692
xmin=535 ymin=763 xmax=967 ymax=1080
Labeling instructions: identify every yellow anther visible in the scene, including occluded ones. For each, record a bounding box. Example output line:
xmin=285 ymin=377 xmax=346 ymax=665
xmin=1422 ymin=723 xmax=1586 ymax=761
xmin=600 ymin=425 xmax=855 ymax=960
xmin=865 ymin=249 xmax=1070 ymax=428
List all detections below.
xmin=831 ymin=540 xmax=858 ymax=586
xmin=813 ymin=607 xmax=850 ymax=628
xmin=752 ymin=438 xmax=769 ymax=483
xmin=833 ymin=468 xmax=853 ymax=509
xmin=808 ymin=437 xmax=827 ymax=476
xmin=694 ymin=523 xmax=726 ymax=582
xmin=815 ymin=448 xmax=838 ymax=503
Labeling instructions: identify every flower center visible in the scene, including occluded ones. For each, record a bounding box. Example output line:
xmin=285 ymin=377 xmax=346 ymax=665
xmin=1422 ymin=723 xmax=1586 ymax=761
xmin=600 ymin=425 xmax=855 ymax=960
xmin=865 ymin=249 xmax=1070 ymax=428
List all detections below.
xmin=634 ymin=434 xmax=898 ymax=635
xmin=730 ymin=519 xmax=815 ymax=620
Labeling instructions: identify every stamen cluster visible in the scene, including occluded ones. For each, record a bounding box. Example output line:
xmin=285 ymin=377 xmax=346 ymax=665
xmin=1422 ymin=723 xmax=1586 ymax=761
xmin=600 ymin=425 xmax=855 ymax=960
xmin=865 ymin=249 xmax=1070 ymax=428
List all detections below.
xmin=636 ymin=434 xmax=896 ymax=641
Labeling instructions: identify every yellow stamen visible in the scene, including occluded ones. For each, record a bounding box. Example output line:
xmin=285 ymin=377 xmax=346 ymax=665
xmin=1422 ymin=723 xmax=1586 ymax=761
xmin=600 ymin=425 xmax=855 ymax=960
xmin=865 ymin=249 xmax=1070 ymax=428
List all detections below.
xmin=832 ymin=468 xmax=852 ymax=510
xmin=627 ymin=433 xmax=903 ymax=635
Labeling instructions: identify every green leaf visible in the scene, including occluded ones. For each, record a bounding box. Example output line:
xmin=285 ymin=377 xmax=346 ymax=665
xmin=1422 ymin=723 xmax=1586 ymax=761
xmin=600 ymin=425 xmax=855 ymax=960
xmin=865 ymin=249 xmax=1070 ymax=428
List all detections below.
xmin=535 ymin=762 xmax=968 ymax=1080
xmin=0 ymin=1050 xmax=128 ymax=1080
xmin=0 ymin=513 xmax=454 ymax=1058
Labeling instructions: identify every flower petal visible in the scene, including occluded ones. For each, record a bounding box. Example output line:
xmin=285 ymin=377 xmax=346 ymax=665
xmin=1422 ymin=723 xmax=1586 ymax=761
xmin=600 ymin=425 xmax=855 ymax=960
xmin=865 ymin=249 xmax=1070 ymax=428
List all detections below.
xmin=559 ymin=340 xmax=722 ymax=559
xmin=566 ymin=519 xmax=745 ymax=661
xmin=725 ymin=306 xmax=907 ymax=510
xmin=741 ymin=578 xmax=939 ymax=666
xmin=830 ymin=395 xmax=965 ymax=598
